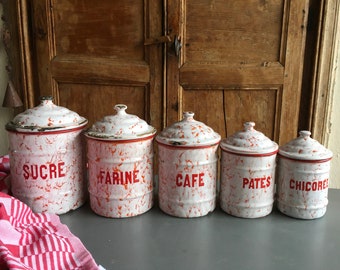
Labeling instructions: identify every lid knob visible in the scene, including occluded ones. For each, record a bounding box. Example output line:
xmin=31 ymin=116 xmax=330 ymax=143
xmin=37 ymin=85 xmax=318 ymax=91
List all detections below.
xmin=114 ymin=104 xmax=128 ymax=115
xmin=299 ymin=130 xmax=311 ymax=139
xmin=40 ymin=95 xmax=54 ymax=107
xmin=40 ymin=95 xmax=54 ymax=101
xmin=183 ymin=111 xmax=195 ymax=121
xmin=244 ymin=121 xmax=255 ymax=131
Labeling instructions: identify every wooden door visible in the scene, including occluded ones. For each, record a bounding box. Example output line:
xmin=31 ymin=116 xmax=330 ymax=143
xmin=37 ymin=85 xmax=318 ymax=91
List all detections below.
xmin=30 ymin=0 xmax=163 ymax=130
xmin=166 ymin=0 xmax=309 ymax=145
xmin=27 ymin=0 xmax=308 ymax=143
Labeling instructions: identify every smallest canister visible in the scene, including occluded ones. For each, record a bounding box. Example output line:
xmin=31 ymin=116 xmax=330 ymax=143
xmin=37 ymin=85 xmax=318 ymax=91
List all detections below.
xmin=220 ymin=122 xmax=278 ymax=218
xmin=276 ymin=131 xmax=332 ymax=219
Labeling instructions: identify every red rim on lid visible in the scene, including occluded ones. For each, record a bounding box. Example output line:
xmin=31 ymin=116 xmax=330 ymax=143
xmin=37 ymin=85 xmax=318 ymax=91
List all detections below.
xmin=156 ymin=112 xmax=221 ymax=147
xmin=278 ymin=130 xmax=333 ymax=161
xmin=85 ymin=104 xmax=156 ymax=141
xmin=220 ymin=122 xmax=278 ymax=156
xmin=6 ymin=96 xmax=88 ymax=132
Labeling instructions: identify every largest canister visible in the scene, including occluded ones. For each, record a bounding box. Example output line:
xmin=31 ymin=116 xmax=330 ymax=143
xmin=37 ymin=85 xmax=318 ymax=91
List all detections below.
xmin=6 ymin=96 xmax=88 ymax=214
xmin=219 ymin=122 xmax=278 ymax=218
xmin=85 ymin=104 xmax=156 ymax=218
xmin=156 ymin=111 xmax=221 ymax=218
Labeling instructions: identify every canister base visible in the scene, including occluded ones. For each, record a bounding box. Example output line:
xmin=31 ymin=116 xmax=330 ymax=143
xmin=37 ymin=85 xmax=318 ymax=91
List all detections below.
xmin=277 ymin=201 xmax=327 ymax=219
xmin=89 ymin=192 xmax=153 ymax=218
xmin=159 ymin=198 xmax=216 ymax=218
xmin=14 ymin=193 xmax=86 ymax=215
xmin=220 ymin=201 xmax=273 ymax=218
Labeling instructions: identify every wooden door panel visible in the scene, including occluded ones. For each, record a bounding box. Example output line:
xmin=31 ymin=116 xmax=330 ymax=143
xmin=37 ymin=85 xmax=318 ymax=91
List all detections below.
xmin=167 ymin=0 xmax=308 ymax=144
xmin=53 ymin=0 xmax=144 ymax=59
xmin=59 ymin=84 xmax=146 ymax=127
xmin=31 ymin=0 xmax=163 ymax=130
xmin=184 ymin=0 xmax=284 ymax=63
xmin=182 ymin=88 xmax=279 ymax=139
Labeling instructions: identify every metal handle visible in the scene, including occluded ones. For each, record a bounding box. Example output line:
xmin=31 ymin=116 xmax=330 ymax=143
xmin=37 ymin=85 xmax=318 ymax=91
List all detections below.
xmin=174 ymin=35 xmax=182 ymax=56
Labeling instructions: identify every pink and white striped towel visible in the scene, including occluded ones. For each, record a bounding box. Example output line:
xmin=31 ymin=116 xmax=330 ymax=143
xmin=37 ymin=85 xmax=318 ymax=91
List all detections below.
xmin=0 ymin=155 xmax=10 ymax=194
xmin=0 ymin=191 xmax=103 ymax=270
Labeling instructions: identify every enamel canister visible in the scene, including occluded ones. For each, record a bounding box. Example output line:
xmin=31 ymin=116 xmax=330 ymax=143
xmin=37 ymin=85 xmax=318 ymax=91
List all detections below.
xmin=6 ymin=96 xmax=88 ymax=214
xmin=276 ymin=131 xmax=332 ymax=219
xmin=220 ymin=122 xmax=278 ymax=218
xmin=156 ymin=112 xmax=221 ymax=218
xmin=85 ymin=104 xmax=156 ymax=218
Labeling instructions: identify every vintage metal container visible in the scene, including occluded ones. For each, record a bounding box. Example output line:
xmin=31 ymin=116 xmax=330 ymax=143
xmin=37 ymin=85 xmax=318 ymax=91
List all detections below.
xmin=6 ymin=96 xmax=88 ymax=214
xmin=85 ymin=104 xmax=156 ymax=218
xmin=276 ymin=131 xmax=332 ymax=219
xmin=220 ymin=122 xmax=278 ymax=218
xmin=156 ymin=112 xmax=221 ymax=218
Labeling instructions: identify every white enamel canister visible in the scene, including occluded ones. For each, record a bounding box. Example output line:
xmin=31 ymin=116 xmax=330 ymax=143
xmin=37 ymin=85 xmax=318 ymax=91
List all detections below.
xmin=220 ymin=122 xmax=278 ymax=218
xmin=156 ymin=112 xmax=221 ymax=218
xmin=276 ymin=131 xmax=332 ymax=219
xmin=6 ymin=96 xmax=88 ymax=214
xmin=85 ymin=104 xmax=156 ymax=218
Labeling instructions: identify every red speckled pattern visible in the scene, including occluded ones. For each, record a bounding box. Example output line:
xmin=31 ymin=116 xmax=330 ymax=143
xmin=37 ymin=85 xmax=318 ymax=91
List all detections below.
xmin=87 ymin=137 xmax=154 ymax=218
xmin=158 ymin=144 xmax=219 ymax=218
xmin=8 ymin=129 xmax=86 ymax=214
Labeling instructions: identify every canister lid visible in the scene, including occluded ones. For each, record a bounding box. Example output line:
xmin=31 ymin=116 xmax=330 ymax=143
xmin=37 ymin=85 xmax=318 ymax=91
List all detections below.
xmin=220 ymin=122 xmax=278 ymax=155
xmin=85 ymin=104 xmax=156 ymax=140
xmin=156 ymin=111 xmax=221 ymax=147
xmin=279 ymin=130 xmax=333 ymax=161
xmin=6 ymin=96 xmax=87 ymax=132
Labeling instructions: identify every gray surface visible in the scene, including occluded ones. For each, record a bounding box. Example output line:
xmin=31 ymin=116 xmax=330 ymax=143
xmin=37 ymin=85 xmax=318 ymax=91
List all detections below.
xmin=60 ymin=189 xmax=340 ymax=270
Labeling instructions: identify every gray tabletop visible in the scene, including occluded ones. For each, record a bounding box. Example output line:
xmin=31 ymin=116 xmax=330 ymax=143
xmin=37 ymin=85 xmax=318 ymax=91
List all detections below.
xmin=60 ymin=189 xmax=340 ymax=270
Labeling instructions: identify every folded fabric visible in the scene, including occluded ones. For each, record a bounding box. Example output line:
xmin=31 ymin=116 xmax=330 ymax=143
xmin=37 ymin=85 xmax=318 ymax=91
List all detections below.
xmin=0 ymin=155 xmax=10 ymax=173
xmin=0 ymin=155 xmax=10 ymax=194
xmin=0 ymin=192 xmax=102 ymax=270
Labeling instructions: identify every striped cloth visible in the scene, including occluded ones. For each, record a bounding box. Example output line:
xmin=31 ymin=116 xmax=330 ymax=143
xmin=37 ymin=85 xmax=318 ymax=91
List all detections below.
xmin=0 ymin=154 xmax=103 ymax=269
xmin=0 ymin=192 xmax=101 ymax=270
xmin=0 ymin=155 xmax=10 ymax=194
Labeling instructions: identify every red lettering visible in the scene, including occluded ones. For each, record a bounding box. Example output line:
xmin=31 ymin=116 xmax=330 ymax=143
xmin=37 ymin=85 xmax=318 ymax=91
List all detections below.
xmin=176 ymin=173 xmax=183 ymax=187
xmin=312 ymin=182 xmax=317 ymax=191
xmin=199 ymin=173 xmax=204 ymax=187
xmin=324 ymin=179 xmax=328 ymax=189
xmin=21 ymin=162 xmax=66 ymax=180
xmin=105 ymin=171 xmax=112 ymax=184
xmin=49 ymin=164 xmax=57 ymax=179
xmin=254 ymin=178 xmax=260 ymax=188
xmin=125 ymin=171 xmax=132 ymax=184
xmin=260 ymin=177 xmax=266 ymax=188
xmin=40 ymin=164 xmax=48 ymax=180
xmin=99 ymin=170 xmax=140 ymax=185
xmin=23 ymin=164 xmax=30 ymax=180
xmin=183 ymin=174 xmax=190 ymax=187
xmin=249 ymin=179 xmax=255 ymax=189
xmin=289 ymin=179 xmax=329 ymax=191
xmin=113 ymin=172 xmax=119 ymax=184
xmin=99 ymin=170 xmax=105 ymax=184
xmin=243 ymin=178 xmax=249 ymax=188
xmin=243 ymin=176 xmax=271 ymax=189
xmin=296 ymin=181 xmax=302 ymax=190
xmin=31 ymin=165 xmax=38 ymax=180
xmin=192 ymin=174 xmax=198 ymax=187
xmin=58 ymin=162 xmax=65 ymax=177
xmin=176 ymin=173 xmax=205 ymax=187
xmin=133 ymin=170 xmax=139 ymax=183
